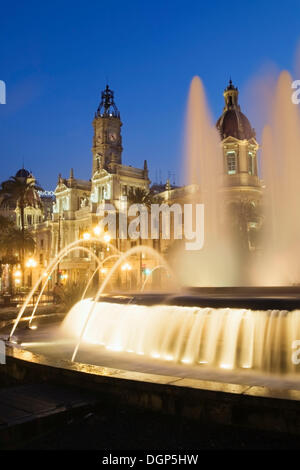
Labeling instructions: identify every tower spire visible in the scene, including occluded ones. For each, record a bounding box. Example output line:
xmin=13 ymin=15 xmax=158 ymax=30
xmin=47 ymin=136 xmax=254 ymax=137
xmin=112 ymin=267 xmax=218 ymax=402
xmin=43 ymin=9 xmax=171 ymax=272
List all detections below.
xmin=95 ymin=84 xmax=120 ymax=118
xmin=223 ymin=78 xmax=239 ymax=111
xmin=92 ymin=84 xmax=123 ymax=175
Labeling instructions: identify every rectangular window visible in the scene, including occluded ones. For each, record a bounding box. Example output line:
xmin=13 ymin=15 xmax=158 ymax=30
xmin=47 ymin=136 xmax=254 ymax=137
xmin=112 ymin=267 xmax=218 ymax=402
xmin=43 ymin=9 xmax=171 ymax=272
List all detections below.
xmin=248 ymin=152 xmax=254 ymax=175
xmin=227 ymin=151 xmax=236 ymax=175
xmin=104 ymin=184 xmax=111 ymax=200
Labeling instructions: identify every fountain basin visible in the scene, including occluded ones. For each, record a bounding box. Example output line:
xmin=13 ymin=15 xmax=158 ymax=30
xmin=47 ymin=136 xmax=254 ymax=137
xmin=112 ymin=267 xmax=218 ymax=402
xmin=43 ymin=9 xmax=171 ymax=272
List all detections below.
xmin=3 ymin=338 xmax=300 ymax=437
xmin=2 ymin=301 xmax=300 ymax=437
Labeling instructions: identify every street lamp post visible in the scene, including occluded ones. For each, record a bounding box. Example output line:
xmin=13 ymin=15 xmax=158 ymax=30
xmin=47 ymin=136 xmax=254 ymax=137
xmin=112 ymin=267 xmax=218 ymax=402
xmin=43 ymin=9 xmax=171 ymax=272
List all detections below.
xmin=82 ymin=228 xmax=111 ymax=288
xmin=13 ymin=268 xmax=22 ymax=293
xmin=56 ymin=215 xmax=62 ymax=283
xmin=25 ymin=258 xmax=37 ymax=288
xmin=92 ymin=225 xmax=102 ymax=287
xmin=121 ymin=262 xmax=132 ymax=290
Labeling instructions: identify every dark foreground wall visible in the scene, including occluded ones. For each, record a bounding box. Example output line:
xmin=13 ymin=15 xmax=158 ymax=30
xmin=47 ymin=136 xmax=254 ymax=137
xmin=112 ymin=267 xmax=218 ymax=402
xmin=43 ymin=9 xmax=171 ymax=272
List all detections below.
xmin=2 ymin=345 xmax=300 ymax=436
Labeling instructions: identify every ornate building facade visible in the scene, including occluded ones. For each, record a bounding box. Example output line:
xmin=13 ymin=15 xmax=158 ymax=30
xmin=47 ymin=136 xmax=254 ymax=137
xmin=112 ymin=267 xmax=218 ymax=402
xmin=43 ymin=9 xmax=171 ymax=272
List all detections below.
xmin=50 ymin=85 xmax=150 ymax=285
xmin=216 ymin=80 xmax=263 ymax=250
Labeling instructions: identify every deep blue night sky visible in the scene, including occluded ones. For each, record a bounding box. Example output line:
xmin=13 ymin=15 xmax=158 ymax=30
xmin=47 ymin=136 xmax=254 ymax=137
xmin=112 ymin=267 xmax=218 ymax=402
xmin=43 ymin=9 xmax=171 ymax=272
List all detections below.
xmin=1 ymin=0 xmax=300 ymax=189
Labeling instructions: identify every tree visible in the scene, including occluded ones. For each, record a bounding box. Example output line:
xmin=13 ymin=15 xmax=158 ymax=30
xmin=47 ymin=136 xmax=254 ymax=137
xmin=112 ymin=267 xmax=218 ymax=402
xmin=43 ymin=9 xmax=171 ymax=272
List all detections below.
xmin=0 ymin=228 xmax=35 ymax=256
xmin=127 ymin=187 xmax=160 ymax=208
xmin=0 ymin=175 xmax=42 ymax=285
xmin=0 ymin=216 xmax=14 ymax=288
xmin=0 ymin=215 xmax=14 ymax=232
xmin=0 ymin=227 xmax=35 ymax=293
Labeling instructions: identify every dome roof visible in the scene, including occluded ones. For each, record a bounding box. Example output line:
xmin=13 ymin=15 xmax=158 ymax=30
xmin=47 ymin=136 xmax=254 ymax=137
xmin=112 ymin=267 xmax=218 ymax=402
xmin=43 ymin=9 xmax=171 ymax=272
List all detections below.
xmin=216 ymin=80 xmax=256 ymax=140
xmin=216 ymin=109 xmax=255 ymax=140
xmin=15 ymin=168 xmax=31 ymax=178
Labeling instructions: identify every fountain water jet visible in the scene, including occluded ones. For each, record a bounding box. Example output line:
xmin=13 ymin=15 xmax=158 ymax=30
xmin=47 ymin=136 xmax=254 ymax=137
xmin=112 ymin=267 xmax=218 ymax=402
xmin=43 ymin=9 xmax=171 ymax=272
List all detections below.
xmin=28 ymin=246 xmax=102 ymax=327
xmin=9 ymin=237 xmax=118 ymax=339
xmin=80 ymin=254 xmax=120 ymax=301
xmin=256 ymin=71 xmax=300 ymax=285
xmin=71 ymin=245 xmax=174 ymax=362
xmin=175 ymin=76 xmax=242 ymax=287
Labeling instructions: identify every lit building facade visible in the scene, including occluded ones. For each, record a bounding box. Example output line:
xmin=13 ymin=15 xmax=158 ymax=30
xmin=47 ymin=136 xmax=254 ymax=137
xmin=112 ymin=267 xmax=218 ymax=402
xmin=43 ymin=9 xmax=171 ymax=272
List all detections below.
xmin=216 ymin=80 xmax=263 ymax=250
xmin=50 ymin=85 xmax=150 ymax=285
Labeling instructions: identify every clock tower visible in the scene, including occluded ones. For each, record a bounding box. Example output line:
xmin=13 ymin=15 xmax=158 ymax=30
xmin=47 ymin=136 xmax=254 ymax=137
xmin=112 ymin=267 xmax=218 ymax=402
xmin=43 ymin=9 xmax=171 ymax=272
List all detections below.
xmin=92 ymin=85 xmax=123 ymax=175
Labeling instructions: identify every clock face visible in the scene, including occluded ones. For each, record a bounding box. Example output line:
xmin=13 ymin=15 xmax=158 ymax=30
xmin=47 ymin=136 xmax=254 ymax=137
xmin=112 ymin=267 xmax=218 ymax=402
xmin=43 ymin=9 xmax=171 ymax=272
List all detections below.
xmin=109 ymin=133 xmax=117 ymax=142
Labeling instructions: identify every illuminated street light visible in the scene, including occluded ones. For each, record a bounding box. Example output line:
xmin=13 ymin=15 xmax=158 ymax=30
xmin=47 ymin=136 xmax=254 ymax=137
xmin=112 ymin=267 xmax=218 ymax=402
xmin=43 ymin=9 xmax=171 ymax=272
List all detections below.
xmin=103 ymin=233 xmax=111 ymax=243
xmin=26 ymin=258 xmax=37 ymax=268
xmin=121 ymin=262 xmax=132 ymax=289
xmin=93 ymin=225 xmax=102 ymax=236
xmin=83 ymin=232 xmax=91 ymax=241
xmin=25 ymin=258 xmax=37 ymax=288
xmin=13 ymin=269 xmax=22 ymax=288
xmin=100 ymin=267 xmax=107 ymax=274
xmin=121 ymin=263 xmax=132 ymax=271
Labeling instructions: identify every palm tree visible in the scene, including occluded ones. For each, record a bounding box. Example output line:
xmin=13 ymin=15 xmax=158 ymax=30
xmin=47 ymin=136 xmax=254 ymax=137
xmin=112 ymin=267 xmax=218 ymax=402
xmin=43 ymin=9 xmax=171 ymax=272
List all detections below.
xmin=0 ymin=216 xmax=15 ymax=292
xmin=0 ymin=227 xmax=35 ymax=294
xmin=0 ymin=175 xmax=42 ymax=284
xmin=0 ymin=216 xmax=16 ymax=264
xmin=127 ymin=187 xmax=160 ymax=208
xmin=0 ymin=228 xmax=36 ymax=256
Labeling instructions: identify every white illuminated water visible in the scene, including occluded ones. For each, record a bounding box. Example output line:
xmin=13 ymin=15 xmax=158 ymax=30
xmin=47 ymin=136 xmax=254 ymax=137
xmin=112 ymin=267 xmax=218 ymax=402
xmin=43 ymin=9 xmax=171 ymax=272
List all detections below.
xmin=61 ymin=300 xmax=300 ymax=374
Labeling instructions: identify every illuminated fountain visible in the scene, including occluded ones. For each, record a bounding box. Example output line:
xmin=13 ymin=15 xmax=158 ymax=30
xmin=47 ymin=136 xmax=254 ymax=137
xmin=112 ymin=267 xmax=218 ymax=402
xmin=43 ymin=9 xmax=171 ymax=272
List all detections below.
xmin=61 ymin=301 xmax=300 ymax=375
xmin=256 ymin=71 xmax=300 ymax=285
xmin=170 ymin=76 xmax=246 ymax=286
xmin=4 ymin=72 xmax=300 ymax=390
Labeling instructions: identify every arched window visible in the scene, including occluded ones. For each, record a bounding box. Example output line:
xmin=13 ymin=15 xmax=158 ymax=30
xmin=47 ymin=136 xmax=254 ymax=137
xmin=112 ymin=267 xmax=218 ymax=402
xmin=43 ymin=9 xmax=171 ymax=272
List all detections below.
xmin=227 ymin=151 xmax=236 ymax=175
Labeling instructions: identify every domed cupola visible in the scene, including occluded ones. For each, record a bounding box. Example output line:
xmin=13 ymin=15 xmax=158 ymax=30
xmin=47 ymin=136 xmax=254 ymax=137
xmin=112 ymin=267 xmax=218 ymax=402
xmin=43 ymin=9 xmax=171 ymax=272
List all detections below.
xmin=15 ymin=168 xmax=31 ymax=179
xmin=216 ymin=80 xmax=256 ymax=140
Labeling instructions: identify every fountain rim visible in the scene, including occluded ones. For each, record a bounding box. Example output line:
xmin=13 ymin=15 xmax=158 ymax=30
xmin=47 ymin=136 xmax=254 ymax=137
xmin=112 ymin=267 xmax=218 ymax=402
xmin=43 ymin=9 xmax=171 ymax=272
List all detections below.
xmin=4 ymin=316 xmax=300 ymax=438
xmin=3 ymin=336 xmax=300 ymax=405
xmin=77 ymin=287 xmax=300 ymax=311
